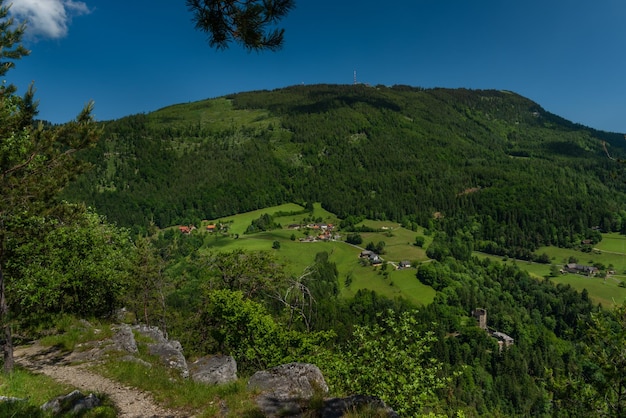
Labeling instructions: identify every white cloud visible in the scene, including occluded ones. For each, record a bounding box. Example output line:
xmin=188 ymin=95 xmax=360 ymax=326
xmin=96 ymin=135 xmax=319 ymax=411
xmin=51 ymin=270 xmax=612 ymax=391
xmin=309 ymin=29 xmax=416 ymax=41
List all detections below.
xmin=8 ymin=0 xmax=91 ymax=39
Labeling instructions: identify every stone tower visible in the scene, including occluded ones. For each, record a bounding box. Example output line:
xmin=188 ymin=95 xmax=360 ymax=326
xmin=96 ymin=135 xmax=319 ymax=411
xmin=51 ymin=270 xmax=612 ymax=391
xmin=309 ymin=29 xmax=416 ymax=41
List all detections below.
xmin=473 ymin=308 xmax=487 ymax=330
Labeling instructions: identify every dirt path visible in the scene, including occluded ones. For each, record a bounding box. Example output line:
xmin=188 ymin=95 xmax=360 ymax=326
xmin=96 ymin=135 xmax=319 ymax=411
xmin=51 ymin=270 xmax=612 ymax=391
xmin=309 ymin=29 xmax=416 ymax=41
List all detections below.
xmin=14 ymin=343 xmax=187 ymax=418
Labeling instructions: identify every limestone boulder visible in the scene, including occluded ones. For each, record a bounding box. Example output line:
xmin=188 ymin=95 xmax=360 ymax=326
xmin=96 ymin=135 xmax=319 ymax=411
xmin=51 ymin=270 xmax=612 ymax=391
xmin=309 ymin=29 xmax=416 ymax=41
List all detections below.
xmin=133 ymin=325 xmax=189 ymax=378
xmin=248 ymin=363 xmax=328 ymax=417
xmin=190 ymin=355 xmax=237 ymax=385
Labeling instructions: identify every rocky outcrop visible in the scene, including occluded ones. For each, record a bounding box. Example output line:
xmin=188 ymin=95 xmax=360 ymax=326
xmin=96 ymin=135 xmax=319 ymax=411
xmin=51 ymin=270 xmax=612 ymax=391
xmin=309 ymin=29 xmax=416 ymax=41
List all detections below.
xmin=190 ymin=355 xmax=237 ymax=385
xmin=133 ymin=324 xmax=189 ymax=378
xmin=112 ymin=323 xmax=138 ymax=353
xmin=248 ymin=362 xmax=328 ymax=417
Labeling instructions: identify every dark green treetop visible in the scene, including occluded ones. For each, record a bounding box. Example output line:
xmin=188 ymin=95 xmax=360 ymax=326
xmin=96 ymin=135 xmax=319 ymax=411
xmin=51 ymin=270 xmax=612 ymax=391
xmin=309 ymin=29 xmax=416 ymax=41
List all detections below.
xmin=187 ymin=0 xmax=295 ymax=51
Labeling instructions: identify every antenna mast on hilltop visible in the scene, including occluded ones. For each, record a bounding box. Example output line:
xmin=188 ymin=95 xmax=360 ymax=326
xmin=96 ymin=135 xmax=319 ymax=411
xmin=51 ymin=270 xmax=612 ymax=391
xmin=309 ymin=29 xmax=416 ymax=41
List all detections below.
xmin=353 ymin=70 xmax=357 ymax=85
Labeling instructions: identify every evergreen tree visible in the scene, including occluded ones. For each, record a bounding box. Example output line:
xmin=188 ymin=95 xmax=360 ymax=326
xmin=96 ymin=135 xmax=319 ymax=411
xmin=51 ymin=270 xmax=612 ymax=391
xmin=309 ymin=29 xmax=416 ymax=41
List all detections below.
xmin=187 ymin=0 xmax=295 ymax=51
xmin=0 ymin=0 xmax=100 ymax=372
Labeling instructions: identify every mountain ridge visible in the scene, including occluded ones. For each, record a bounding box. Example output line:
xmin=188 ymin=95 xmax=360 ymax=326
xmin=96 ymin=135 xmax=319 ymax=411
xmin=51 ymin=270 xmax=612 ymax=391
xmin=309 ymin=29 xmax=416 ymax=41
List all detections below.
xmin=64 ymin=84 xmax=626 ymax=252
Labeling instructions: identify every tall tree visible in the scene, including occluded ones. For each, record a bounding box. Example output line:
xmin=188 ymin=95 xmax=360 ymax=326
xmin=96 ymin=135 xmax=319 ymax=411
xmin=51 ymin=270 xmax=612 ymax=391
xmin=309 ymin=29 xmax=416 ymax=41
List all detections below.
xmin=187 ymin=0 xmax=295 ymax=51
xmin=0 ymin=0 xmax=100 ymax=372
xmin=584 ymin=304 xmax=626 ymax=417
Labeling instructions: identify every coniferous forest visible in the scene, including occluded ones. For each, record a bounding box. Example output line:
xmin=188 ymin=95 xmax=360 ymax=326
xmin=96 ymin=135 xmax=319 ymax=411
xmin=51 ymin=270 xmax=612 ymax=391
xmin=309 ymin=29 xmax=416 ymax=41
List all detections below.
xmin=66 ymin=84 xmax=626 ymax=249
xmin=4 ymin=55 xmax=626 ymax=415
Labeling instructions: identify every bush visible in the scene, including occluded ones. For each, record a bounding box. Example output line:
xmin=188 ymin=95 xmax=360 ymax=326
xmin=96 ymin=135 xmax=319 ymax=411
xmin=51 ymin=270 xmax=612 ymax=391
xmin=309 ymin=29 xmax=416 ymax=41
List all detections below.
xmin=346 ymin=233 xmax=363 ymax=245
xmin=321 ymin=310 xmax=450 ymax=416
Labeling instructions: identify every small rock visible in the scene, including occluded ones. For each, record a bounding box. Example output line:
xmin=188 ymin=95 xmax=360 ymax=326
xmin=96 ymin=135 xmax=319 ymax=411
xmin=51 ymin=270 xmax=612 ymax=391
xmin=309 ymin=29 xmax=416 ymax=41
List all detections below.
xmin=41 ymin=390 xmax=100 ymax=415
xmin=0 ymin=396 xmax=26 ymax=403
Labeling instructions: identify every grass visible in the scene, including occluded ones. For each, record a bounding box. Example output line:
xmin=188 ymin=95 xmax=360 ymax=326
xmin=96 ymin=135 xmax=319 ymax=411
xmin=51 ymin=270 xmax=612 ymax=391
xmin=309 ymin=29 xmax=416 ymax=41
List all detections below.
xmin=551 ymin=274 xmax=626 ymax=308
xmin=149 ymin=98 xmax=281 ymax=135
xmin=0 ymin=368 xmax=71 ymax=407
xmin=97 ymin=351 xmax=262 ymax=417
xmin=474 ymin=232 xmax=626 ymax=307
xmin=38 ymin=315 xmax=114 ymax=352
xmin=593 ymin=232 xmax=626 ymax=253
xmin=194 ymin=203 xmax=436 ymax=306
xmin=0 ymin=368 xmax=116 ymax=417
xmin=177 ymin=202 xmax=626 ymax=308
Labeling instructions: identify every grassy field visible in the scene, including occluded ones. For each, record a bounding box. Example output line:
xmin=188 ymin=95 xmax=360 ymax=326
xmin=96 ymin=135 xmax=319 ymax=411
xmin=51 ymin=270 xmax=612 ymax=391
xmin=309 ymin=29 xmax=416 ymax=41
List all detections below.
xmin=180 ymin=204 xmax=626 ymax=308
xmin=551 ymin=274 xmax=626 ymax=308
xmin=475 ymin=233 xmax=626 ymax=307
xmin=194 ymin=204 xmax=435 ymax=306
xmin=149 ymin=98 xmax=281 ymax=134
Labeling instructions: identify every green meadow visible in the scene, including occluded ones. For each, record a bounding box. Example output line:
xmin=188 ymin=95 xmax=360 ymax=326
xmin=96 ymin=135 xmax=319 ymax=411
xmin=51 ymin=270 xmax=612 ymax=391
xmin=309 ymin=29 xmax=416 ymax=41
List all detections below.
xmin=186 ymin=204 xmax=626 ymax=308
xmin=195 ymin=204 xmax=435 ymax=306
xmin=150 ymin=97 xmax=281 ymax=133
xmin=539 ymin=233 xmax=626 ymax=307
xmin=475 ymin=233 xmax=626 ymax=307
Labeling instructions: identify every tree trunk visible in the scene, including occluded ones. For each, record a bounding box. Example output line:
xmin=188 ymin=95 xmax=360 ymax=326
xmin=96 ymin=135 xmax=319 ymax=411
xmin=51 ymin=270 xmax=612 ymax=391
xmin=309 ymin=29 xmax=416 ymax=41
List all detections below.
xmin=0 ymin=263 xmax=13 ymax=373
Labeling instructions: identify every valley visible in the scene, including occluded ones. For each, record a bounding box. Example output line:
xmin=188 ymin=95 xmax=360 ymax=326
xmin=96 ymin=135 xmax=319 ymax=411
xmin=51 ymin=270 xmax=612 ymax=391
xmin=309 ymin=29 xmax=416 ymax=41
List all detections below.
xmin=5 ymin=83 xmax=626 ymax=416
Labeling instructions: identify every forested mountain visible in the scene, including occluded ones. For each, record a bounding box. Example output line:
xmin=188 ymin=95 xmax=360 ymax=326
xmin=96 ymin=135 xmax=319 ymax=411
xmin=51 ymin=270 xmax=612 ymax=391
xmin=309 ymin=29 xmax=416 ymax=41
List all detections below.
xmin=66 ymin=84 xmax=626 ymax=254
xmin=9 ymin=81 xmax=626 ymax=416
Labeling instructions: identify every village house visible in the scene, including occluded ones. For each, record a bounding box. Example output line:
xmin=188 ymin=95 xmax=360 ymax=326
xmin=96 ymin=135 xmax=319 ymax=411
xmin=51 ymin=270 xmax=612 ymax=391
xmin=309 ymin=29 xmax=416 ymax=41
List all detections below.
xmin=492 ymin=331 xmax=515 ymax=350
xmin=178 ymin=225 xmax=196 ymax=234
xmin=398 ymin=260 xmax=411 ymax=269
xmin=562 ymin=263 xmax=599 ymax=276
xmin=359 ymin=250 xmax=382 ymax=265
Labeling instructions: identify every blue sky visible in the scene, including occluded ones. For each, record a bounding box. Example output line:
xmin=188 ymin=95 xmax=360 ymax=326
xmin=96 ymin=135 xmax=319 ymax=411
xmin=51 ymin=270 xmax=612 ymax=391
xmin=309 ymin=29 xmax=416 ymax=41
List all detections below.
xmin=7 ymin=0 xmax=626 ymax=133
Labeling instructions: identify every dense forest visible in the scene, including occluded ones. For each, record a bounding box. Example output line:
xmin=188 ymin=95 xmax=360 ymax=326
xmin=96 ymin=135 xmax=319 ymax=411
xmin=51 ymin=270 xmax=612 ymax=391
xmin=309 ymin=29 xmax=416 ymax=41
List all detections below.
xmin=65 ymin=84 xmax=626 ymax=258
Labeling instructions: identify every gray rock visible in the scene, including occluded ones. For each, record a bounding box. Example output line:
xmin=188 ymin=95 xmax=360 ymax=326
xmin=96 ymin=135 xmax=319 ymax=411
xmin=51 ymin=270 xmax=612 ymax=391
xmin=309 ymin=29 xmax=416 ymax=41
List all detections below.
xmin=70 ymin=393 xmax=101 ymax=414
xmin=248 ymin=363 xmax=328 ymax=417
xmin=0 ymin=396 xmax=26 ymax=403
xmin=133 ymin=324 xmax=168 ymax=343
xmin=133 ymin=325 xmax=189 ymax=378
xmin=113 ymin=324 xmax=138 ymax=353
xmin=41 ymin=390 xmax=100 ymax=415
xmin=190 ymin=355 xmax=237 ymax=385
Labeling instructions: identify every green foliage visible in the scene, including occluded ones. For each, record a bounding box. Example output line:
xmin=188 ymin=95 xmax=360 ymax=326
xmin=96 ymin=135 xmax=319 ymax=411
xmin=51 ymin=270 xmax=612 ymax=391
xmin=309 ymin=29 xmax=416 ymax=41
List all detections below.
xmin=194 ymin=289 xmax=332 ymax=373
xmin=64 ymin=84 xmax=626 ymax=260
xmin=346 ymin=233 xmax=363 ymax=245
xmin=582 ymin=304 xmax=626 ymax=416
xmin=7 ymin=206 xmax=134 ymax=323
xmin=187 ymin=0 xmax=295 ymax=51
xmin=191 ymin=249 xmax=287 ymax=299
xmin=549 ymin=264 xmax=560 ymax=277
xmin=322 ymin=310 xmax=450 ymax=416
xmin=0 ymin=2 xmax=101 ymax=371
xmin=125 ymin=237 xmax=169 ymax=330
xmin=246 ymin=213 xmax=280 ymax=234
